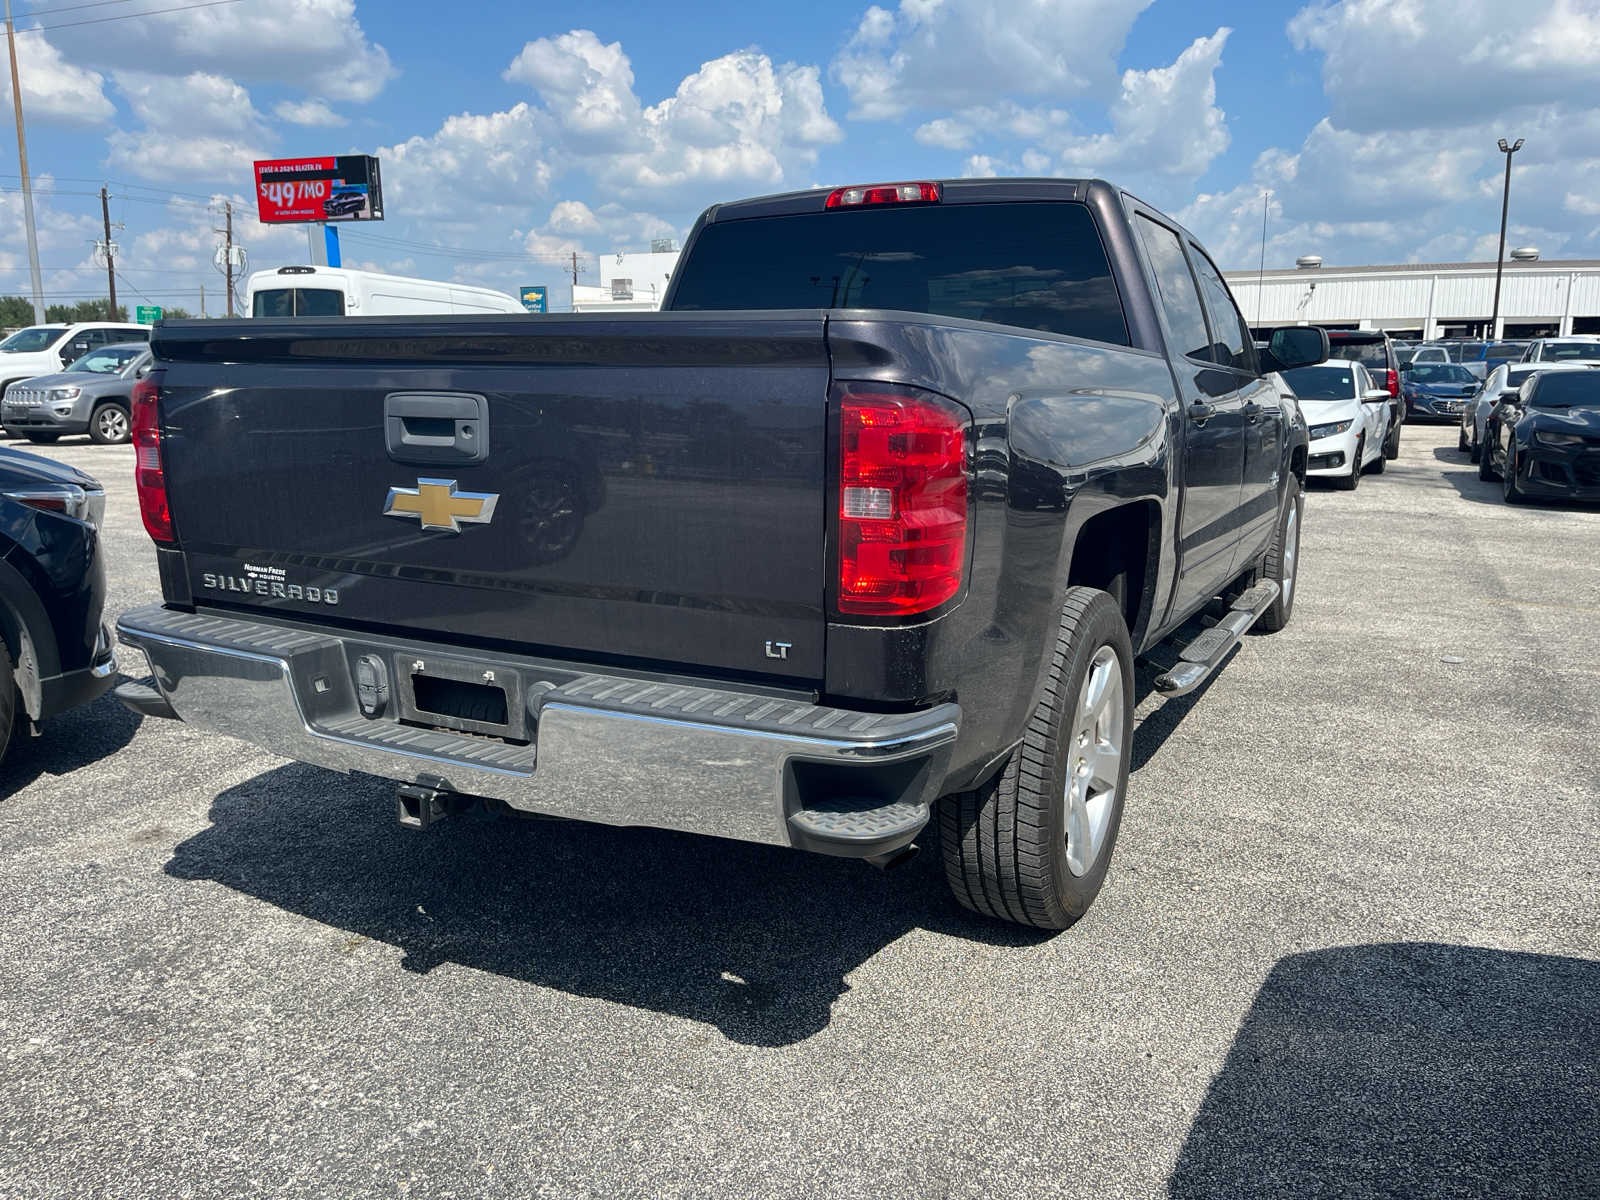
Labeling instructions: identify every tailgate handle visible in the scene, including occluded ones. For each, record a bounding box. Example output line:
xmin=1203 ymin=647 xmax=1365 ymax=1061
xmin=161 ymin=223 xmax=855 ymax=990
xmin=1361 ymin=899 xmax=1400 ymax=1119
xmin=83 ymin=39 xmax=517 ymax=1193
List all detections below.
xmin=384 ymin=392 xmax=489 ymax=465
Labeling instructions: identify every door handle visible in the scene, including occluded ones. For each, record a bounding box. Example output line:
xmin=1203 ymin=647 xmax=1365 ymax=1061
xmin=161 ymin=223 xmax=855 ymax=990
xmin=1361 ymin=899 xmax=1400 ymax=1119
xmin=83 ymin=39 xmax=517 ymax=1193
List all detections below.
xmin=1188 ymin=400 xmax=1216 ymax=423
xmin=384 ymin=392 xmax=490 ymax=465
xmin=1242 ymin=401 xmax=1262 ymax=424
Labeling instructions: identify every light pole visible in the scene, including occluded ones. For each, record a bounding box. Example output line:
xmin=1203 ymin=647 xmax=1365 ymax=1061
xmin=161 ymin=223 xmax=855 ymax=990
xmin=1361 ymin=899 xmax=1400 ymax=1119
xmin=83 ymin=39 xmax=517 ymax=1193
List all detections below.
xmin=4 ymin=0 xmax=45 ymax=324
xmin=1490 ymin=137 xmax=1523 ymax=339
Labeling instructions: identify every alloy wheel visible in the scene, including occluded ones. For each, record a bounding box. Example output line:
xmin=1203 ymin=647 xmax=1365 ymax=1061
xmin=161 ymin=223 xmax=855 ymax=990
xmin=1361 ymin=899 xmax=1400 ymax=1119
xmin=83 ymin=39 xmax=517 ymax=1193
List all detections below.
xmin=1063 ymin=644 xmax=1124 ymax=878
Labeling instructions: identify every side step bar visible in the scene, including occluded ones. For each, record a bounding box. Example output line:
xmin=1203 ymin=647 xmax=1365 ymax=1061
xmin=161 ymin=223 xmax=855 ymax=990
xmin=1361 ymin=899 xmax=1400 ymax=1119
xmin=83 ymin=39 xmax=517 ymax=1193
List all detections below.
xmin=1153 ymin=580 xmax=1280 ymax=697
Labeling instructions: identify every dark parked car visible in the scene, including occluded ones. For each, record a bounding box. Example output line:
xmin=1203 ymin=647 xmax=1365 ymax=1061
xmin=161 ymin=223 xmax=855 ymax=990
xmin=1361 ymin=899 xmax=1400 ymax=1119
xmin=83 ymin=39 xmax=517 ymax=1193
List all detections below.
xmin=325 ymin=189 xmax=367 ymax=218
xmin=1326 ymin=330 xmax=1403 ymax=458
xmin=1401 ymin=362 xmax=1480 ymax=421
xmin=0 ymin=446 xmax=117 ymax=760
xmin=1479 ymin=368 xmax=1600 ymax=502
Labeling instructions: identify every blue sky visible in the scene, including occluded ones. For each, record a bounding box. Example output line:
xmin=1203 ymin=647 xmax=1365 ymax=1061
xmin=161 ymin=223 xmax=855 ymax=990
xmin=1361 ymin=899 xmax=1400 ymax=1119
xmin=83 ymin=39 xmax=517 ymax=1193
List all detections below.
xmin=3 ymin=0 xmax=1598 ymax=314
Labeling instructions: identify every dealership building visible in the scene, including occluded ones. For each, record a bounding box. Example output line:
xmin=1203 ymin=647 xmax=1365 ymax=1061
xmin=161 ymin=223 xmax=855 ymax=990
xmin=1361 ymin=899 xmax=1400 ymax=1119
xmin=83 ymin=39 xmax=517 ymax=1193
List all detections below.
xmin=1224 ymin=255 xmax=1600 ymax=341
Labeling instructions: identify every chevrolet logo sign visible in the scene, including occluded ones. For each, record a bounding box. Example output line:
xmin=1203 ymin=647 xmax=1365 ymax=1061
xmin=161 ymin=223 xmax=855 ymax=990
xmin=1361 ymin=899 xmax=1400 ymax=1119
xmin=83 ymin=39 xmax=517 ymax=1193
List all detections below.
xmin=383 ymin=478 xmax=499 ymax=533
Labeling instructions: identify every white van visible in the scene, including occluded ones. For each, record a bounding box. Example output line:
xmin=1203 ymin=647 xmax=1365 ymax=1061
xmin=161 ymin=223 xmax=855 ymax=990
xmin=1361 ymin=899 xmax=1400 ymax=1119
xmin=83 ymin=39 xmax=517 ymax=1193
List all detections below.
xmin=246 ymin=266 xmax=526 ymax=317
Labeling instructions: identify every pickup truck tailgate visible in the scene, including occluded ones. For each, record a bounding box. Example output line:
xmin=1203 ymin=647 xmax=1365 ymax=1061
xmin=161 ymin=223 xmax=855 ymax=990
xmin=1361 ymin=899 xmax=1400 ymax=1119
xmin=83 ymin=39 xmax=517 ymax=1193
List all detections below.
xmin=153 ymin=314 xmax=830 ymax=682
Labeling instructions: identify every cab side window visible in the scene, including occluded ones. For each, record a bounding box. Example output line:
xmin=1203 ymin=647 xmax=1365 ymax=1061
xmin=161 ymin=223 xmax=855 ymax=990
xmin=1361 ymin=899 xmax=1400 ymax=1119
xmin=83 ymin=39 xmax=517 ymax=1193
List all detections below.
xmin=1133 ymin=214 xmax=1211 ymax=361
xmin=1188 ymin=246 xmax=1256 ymax=374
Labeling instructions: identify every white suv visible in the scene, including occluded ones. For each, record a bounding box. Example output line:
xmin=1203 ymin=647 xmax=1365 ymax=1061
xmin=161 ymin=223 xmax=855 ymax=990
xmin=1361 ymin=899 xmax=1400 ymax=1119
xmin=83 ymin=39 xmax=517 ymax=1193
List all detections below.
xmin=0 ymin=322 xmax=150 ymax=399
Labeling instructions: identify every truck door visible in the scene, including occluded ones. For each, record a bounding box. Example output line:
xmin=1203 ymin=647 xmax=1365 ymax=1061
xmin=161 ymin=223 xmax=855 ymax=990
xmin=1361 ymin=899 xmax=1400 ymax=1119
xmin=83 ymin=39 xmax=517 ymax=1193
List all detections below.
xmin=1189 ymin=243 xmax=1282 ymax=568
xmin=1131 ymin=213 xmax=1246 ymax=621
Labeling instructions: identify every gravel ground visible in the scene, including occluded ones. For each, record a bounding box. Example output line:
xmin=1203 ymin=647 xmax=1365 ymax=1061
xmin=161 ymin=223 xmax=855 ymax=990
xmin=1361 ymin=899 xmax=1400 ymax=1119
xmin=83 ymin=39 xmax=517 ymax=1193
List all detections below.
xmin=1 ymin=424 xmax=1596 ymax=1199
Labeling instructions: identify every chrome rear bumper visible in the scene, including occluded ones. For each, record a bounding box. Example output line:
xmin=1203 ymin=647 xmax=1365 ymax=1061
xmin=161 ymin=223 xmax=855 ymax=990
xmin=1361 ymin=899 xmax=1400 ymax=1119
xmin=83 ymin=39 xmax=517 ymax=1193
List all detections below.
xmin=116 ymin=605 xmax=959 ymax=857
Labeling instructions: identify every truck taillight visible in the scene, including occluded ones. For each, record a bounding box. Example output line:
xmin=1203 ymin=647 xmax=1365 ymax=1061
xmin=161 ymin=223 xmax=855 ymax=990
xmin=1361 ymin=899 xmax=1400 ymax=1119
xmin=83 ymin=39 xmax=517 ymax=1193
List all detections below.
xmin=1382 ymin=367 xmax=1398 ymax=397
xmin=130 ymin=376 xmax=173 ymax=543
xmin=836 ymin=386 xmax=968 ymax=617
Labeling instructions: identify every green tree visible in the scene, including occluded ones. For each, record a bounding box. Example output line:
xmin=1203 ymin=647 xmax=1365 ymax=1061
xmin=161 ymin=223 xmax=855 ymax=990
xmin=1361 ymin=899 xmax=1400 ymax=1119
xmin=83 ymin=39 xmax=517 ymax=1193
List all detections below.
xmin=162 ymin=306 xmax=194 ymax=320
xmin=0 ymin=295 xmax=36 ymax=326
xmin=45 ymin=299 xmax=128 ymax=322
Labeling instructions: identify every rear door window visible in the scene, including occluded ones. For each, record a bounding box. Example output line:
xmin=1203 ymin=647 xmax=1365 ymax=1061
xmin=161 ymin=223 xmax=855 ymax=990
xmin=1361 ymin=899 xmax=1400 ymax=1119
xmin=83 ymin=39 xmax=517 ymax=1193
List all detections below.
xmin=1133 ymin=215 xmax=1211 ymax=361
xmin=669 ymin=201 xmax=1130 ymax=346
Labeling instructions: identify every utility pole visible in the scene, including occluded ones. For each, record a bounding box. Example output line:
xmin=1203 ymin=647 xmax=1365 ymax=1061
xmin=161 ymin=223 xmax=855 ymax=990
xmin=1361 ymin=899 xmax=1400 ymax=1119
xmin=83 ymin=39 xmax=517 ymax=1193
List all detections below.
xmin=1255 ymin=190 xmax=1271 ymax=328
xmin=224 ymin=201 xmax=234 ymax=317
xmin=570 ymin=251 xmax=578 ymax=286
xmin=1490 ymin=137 xmax=1523 ymax=340
xmin=100 ymin=186 xmax=118 ymax=320
xmin=200 ymin=283 xmax=205 ymax=319
xmin=4 ymin=0 xmax=45 ymax=324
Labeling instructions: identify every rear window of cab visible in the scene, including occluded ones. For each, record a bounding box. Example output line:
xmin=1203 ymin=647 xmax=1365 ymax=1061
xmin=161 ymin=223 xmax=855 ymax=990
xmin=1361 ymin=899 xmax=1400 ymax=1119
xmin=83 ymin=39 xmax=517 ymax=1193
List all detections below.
xmin=669 ymin=201 xmax=1130 ymax=347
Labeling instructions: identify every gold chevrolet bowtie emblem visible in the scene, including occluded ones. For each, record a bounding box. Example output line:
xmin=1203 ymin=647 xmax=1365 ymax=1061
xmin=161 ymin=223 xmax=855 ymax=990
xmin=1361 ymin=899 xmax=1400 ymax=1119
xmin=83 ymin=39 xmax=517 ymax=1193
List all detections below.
xmin=383 ymin=478 xmax=499 ymax=533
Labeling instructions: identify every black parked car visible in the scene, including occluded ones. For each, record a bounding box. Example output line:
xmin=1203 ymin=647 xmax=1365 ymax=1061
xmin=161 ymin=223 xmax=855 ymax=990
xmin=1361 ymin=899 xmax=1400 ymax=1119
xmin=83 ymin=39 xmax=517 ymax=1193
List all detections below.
xmin=0 ymin=446 xmax=116 ymax=760
xmin=1326 ymin=330 xmax=1404 ymax=459
xmin=1479 ymin=369 xmax=1600 ymax=503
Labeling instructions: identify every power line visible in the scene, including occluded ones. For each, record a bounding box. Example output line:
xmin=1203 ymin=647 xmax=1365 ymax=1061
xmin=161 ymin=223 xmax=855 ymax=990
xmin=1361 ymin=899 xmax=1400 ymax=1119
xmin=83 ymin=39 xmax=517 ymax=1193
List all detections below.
xmin=13 ymin=0 xmax=246 ymax=34
xmin=24 ymin=0 xmax=143 ymax=16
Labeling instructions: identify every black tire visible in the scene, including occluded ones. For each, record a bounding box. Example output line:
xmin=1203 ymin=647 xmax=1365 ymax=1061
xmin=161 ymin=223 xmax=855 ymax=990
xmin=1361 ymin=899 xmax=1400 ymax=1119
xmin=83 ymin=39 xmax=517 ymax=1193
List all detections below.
xmin=1383 ymin=414 xmax=1401 ymax=460
xmin=1479 ymin=429 xmax=1498 ymax=480
xmin=1257 ymin=474 xmax=1302 ymax=633
xmin=88 ymin=401 xmax=131 ymax=445
xmin=1336 ymin=437 xmax=1363 ymax=490
xmin=1368 ymin=450 xmax=1386 ymax=475
xmin=1503 ymin=445 xmax=1527 ymax=504
xmin=0 ymin=643 xmax=16 ymax=767
xmin=23 ymin=432 xmax=59 ymax=444
xmin=1469 ymin=433 xmax=1481 ymax=463
xmin=940 ymin=586 xmax=1134 ymax=930
xmin=1458 ymin=427 xmax=1470 ymax=453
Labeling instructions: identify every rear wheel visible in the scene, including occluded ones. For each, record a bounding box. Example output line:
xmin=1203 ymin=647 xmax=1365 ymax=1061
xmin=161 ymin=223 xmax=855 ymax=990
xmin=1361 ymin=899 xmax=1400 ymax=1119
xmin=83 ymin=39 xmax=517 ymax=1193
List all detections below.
xmin=23 ymin=432 xmax=59 ymax=444
xmin=1458 ymin=427 xmax=1470 ymax=453
xmin=940 ymin=586 xmax=1133 ymax=930
xmin=89 ymin=401 xmax=130 ymax=445
xmin=1383 ymin=414 xmax=1402 ymax=460
xmin=1479 ymin=429 xmax=1498 ymax=480
xmin=1257 ymin=474 xmax=1302 ymax=633
xmin=0 ymin=643 xmax=17 ymax=767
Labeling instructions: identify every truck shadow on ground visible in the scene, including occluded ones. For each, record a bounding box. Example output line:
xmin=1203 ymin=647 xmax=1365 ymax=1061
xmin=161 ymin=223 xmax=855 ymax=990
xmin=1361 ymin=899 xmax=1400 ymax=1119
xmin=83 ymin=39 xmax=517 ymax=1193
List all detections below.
xmin=0 ymin=691 xmax=141 ymax=800
xmin=1168 ymin=942 xmax=1598 ymax=1199
xmin=165 ymin=763 xmax=1049 ymax=1047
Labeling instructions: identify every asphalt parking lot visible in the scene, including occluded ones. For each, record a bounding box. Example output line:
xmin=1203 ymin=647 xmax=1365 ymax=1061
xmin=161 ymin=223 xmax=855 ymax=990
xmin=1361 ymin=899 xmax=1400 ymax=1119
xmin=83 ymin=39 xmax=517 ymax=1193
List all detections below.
xmin=2 ymin=424 xmax=1596 ymax=1199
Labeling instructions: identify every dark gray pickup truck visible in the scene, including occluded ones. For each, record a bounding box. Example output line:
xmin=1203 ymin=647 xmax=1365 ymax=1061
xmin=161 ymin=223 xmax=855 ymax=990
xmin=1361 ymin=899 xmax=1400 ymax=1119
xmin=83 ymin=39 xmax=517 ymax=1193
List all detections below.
xmin=115 ymin=178 xmax=1321 ymax=930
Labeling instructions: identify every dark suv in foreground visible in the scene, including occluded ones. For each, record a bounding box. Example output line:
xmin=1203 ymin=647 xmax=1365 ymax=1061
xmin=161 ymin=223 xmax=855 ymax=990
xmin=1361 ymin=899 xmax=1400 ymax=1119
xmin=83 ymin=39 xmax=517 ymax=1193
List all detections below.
xmin=1 ymin=446 xmax=117 ymax=760
xmin=1326 ymin=330 xmax=1403 ymax=459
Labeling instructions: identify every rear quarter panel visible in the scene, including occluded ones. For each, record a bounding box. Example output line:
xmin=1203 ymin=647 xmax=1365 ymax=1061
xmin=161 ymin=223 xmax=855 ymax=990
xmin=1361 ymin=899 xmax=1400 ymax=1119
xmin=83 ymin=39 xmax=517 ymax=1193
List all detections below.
xmin=825 ymin=314 xmax=1178 ymax=789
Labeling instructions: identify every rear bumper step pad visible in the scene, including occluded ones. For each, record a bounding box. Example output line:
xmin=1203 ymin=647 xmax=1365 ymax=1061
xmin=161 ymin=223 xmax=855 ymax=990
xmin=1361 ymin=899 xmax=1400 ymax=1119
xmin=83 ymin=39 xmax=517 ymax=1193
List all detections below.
xmin=115 ymin=604 xmax=958 ymax=857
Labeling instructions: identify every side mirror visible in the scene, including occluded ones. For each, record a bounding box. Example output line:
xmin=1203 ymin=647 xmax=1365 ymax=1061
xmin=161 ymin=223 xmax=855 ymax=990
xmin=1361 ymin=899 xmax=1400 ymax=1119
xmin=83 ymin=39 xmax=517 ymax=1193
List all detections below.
xmin=1399 ymin=362 xmax=1413 ymax=372
xmin=1265 ymin=325 xmax=1331 ymax=371
xmin=1362 ymin=388 xmax=1391 ymax=403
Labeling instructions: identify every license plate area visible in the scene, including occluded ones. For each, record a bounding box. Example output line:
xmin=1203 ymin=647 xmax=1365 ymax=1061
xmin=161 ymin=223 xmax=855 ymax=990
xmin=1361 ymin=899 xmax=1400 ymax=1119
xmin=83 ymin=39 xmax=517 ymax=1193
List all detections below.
xmin=393 ymin=652 xmax=529 ymax=742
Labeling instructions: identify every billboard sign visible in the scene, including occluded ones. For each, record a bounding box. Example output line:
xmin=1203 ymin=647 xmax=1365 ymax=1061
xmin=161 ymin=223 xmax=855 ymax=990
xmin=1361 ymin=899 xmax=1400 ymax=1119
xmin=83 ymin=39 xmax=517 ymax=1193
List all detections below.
xmin=253 ymin=155 xmax=384 ymax=224
xmin=520 ymin=286 xmax=547 ymax=313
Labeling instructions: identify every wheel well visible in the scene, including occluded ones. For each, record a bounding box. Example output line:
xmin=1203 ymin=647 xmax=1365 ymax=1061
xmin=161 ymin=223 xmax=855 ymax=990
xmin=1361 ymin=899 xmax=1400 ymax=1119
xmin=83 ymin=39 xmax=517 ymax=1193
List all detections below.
xmin=1065 ymin=500 xmax=1158 ymax=645
xmin=1290 ymin=443 xmax=1307 ymax=483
